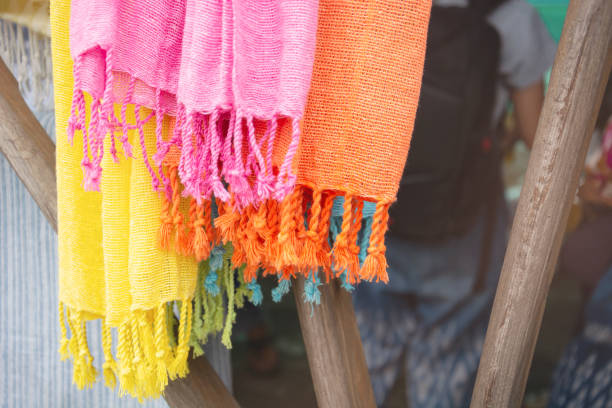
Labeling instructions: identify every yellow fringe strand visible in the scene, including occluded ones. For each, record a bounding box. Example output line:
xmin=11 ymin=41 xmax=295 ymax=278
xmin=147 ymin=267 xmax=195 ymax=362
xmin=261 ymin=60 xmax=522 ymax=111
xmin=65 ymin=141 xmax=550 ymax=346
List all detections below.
xmin=57 ymin=299 xmax=195 ymax=400
xmin=102 ymin=320 xmax=117 ymax=388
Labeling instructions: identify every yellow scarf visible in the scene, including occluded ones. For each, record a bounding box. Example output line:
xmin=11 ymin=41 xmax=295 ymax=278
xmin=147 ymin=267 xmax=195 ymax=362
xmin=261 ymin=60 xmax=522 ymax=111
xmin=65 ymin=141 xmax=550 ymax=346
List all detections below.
xmin=53 ymin=0 xmax=199 ymax=398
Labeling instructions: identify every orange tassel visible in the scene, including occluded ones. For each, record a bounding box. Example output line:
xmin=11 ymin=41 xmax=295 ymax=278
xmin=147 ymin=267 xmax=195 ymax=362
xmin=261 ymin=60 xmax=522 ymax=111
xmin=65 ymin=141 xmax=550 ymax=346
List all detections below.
xmin=261 ymin=265 xmax=277 ymax=277
xmin=331 ymin=194 xmax=356 ymax=282
xmin=204 ymin=199 xmax=216 ymax=245
xmin=294 ymin=192 xmax=308 ymax=272
xmin=302 ymin=189 xmax=323 ymax=270
xmin=360 ymin=201 xmax=390 ymax=283
xmin=168 ymin=166 xmax=188 ymax=254
xmin=279 ymin=265 xmax=297 ymax=281
xmin=185 ymin=198 xmax=198 ymax=256
xmin=243 ymin=264 xmax=259 ymax=283
xmin=232 ymin=243 xmax=247 ymax=268
xmin=241 ymin=206 xmax=262 ymax=265
xmin=252 ymin=203 xmax=272 ymax=241
xmin=264 ymin=199 xmax=280 ymax=267
xmin=159 ymin=173 xmax=174 ymax=250
xmin=192 ymin=201 xmax=210 ymax=261
xmin=317 ymin=193 xmax=334 ymax=282
xmin=214 ymin=198 xmax=239 ymax=244
xmin=347 ymin=199 xmax=364 ymax=283
xmin=276 ymin=187 xmax=302 ymax=270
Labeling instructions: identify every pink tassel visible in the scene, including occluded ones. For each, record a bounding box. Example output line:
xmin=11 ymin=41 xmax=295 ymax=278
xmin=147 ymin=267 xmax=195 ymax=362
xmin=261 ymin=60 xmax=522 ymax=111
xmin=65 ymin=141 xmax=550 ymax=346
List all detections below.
xmin=135 ymin=105 xmax=161 ymax=192
xmin=67 ymin=55 xmax=86 ymax=144
xmin=85 ymin=47 xmax=114 ymax=190
xmin=119 ymin=76 xmax=136 ymax=159
xmin=274 ymin=117 xmax=300 ymax=200
xmin=246 ymin=116 xmax=274 ymax=202
xmin=154 ymin=88 xmax=172 ymax=199
xmin=82 ymin=99 xmax=101 ymax=192
xmin=226 ymin=111 xmax=252 ymax=208
xmin=109 ymin=128 xmax=119 ymax=163
xmin=178 ymin=110 xmax=197 ymax=198
xmin=194 ymin=114 xmax=209 ymax=201
xmin=221 ymin=111 xmax=235 ymax=180
xmin=266 ymin=117 xmax=278 ymax=178
xmin=208 ymin=109 xmax=230 ymax=202
xmin=101 ymin=49 xmax=118 ymax=164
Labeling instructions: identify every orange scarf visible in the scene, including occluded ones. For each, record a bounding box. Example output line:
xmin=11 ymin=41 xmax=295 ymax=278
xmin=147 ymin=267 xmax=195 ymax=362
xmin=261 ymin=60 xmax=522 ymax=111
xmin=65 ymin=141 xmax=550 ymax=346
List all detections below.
xmin=207 ymin=0 xmax=432 ymax=284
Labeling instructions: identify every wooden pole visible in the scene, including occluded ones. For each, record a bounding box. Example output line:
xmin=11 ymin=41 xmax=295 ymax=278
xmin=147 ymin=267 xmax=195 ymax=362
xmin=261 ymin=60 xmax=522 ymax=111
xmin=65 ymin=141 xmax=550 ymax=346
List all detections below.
xmin=0 ymin=57 xmax=239 ymax=408
xmin=470 ymin=1 xmax=612 ymax=407
xmin=0 ymin=57 xmax=57 ymax=229
xmin=164 ymin=356 xmax=239 ymax=408
xmin=294 ymin=277 xmax=376 ymax=408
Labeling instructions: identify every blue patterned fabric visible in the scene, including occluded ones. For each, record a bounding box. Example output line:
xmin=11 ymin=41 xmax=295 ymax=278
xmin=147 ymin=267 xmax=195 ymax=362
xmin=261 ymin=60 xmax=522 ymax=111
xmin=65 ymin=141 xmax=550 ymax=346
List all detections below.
xmin=353 ymin=200 xmax=509 ymax=407
xmin=548 ymin=265 xmax=612 ymax=408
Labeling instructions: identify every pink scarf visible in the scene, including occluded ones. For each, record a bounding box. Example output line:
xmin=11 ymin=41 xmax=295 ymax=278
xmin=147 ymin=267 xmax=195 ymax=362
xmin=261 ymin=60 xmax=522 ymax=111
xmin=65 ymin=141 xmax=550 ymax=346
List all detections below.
xmin=68 ymin=0 xmax=318 ymax=206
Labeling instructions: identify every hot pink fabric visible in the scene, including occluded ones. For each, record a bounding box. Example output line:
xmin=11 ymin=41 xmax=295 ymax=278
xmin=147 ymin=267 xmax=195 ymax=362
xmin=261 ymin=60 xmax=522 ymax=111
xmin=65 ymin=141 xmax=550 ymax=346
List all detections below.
xmin=67 ymin=0 xmax=319 ymax=206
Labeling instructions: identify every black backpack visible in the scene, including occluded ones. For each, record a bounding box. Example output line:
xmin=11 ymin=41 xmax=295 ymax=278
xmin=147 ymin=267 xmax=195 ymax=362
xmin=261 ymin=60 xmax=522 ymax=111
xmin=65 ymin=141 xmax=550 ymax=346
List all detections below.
xmin=389 ymin=0 xmax=506 ymax=242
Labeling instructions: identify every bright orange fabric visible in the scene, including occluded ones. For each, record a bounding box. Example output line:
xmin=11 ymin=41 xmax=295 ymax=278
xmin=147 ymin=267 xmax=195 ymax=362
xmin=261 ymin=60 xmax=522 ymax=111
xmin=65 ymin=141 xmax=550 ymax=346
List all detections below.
xmin=295 ymin=0 xmax=431 ymax=203
xmin=161 ymin=0 xmax=432 ymax=284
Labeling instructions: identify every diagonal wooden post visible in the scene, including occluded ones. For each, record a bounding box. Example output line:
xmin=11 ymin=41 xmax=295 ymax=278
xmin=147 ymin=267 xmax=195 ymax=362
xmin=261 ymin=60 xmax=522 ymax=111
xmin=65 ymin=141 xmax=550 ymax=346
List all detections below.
xmin=294 ymin=277 xmax=376 ymax=408
xmin=470 ymin=1 xmax=612 ymax=406
xmin=0 ymin=57 xmax=239 ymax=408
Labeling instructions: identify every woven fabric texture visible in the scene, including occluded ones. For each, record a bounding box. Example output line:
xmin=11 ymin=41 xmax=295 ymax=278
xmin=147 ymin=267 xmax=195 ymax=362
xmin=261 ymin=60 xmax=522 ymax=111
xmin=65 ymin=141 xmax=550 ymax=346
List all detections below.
xmin=209 ymin=0 xmax=432 ymax=285
xmin=296 ymin=0 xmax=431 ymax=202
xmin=54 ymin=0 xmax=260 ymax=398
xmin=67 ymin=0 xmax=319 ymax=206
xmin=54 ymin=0 xmax=197 ymax=323
xmin=55 ymin=0 xmax=197 ymax=398
xmin=54 ymin=0 xmax=431 ymax=397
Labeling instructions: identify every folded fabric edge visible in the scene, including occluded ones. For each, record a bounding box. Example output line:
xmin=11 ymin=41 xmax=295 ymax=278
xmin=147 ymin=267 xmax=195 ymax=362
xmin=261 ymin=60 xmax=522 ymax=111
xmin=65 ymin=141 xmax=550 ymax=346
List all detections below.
xmin=158 ymin=174 xmax=391 ymax=285
xmin=57 ymin=248 xmax=259 ymax=400
xmin=68 ymin=47 xmax=301 ymax=207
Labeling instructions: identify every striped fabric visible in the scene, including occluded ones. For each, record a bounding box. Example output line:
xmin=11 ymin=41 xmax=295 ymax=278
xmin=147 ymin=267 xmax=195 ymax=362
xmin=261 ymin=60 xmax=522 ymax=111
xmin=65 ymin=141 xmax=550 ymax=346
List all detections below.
xmin=0 ymin=20 xmax=232 ymax=407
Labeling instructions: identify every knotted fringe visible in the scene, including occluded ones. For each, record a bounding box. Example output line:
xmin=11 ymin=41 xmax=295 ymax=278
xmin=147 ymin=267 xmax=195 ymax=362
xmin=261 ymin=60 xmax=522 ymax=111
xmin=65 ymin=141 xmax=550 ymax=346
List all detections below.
xmin=68 ymin=48 xmax=301 ymax=206
xmin=208 ymin=185 xmax=392 ymax=286
xmin=59 ymin=301 xmax=190 ymax=400
xmin=58 ymin=244 xmax=261 ymax=399
xmin=361 ymin=201 xmax=391 ymax=283
xmin=159 ymin=166 xmax=216 ymax=260
xmin=154 ymin=170 xmax=391 ymax=298
xmin=159 ymin=166 xmax=189 ymax=254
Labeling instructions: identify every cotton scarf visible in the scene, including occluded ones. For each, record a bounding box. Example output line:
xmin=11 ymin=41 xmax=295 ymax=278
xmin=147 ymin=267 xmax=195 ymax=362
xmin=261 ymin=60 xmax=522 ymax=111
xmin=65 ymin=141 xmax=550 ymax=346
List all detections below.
xmin=55 ymin=0 xmax=431 ymax=399
xmin=54 ymin=0 xmax=262 ymax=400
xmin=67 ymin=0 xmax=317 ymax=204
xmin=213 ymin=1 xmax=432 ymax=285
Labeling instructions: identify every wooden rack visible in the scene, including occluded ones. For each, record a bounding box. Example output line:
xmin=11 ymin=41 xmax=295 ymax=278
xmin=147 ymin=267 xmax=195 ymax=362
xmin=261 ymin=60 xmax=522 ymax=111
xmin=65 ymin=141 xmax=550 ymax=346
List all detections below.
xmin=1 ymin=0 xmax=610 ymax=405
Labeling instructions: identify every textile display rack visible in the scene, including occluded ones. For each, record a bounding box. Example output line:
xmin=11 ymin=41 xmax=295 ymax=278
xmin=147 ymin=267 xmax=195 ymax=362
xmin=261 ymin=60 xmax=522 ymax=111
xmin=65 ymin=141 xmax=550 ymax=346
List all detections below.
xmin=0 ymin=0 xmax=610 ymax=406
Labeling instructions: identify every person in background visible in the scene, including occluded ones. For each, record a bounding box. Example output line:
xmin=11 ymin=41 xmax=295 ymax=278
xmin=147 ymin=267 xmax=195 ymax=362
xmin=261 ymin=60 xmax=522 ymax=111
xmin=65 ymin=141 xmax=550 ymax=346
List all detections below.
xmin=547 ymin=83 xmax=612 ymax=408
xmin=352 ymin=0 xmax=556 ymax=406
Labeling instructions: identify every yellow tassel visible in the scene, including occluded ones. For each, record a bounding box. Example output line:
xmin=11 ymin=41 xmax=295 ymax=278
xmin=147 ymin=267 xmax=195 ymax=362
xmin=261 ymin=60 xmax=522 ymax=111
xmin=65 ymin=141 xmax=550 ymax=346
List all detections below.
xmin=117 ymin=321 xmax=135 ymax=397
xmin=130 ymin=314 xmax=155 ymax=398
xmin=154 ymin=303 xmax=170 ymax=389
xmin=102 ymin=320 xmax=117 ymax=389
xmin=221 ymin=264 xmax=236 ymax=349
xmin=58 ymin=303 xmax=70 ymax=360
xmin=169 ymin=299 xmax=192 ymax=378
xmin=137 ymin=311 xmax=157 ymax=367
xmin=70 ymin=311 xmax=97 ymax=389
xmin=65 ymin=308 xmax=79 ymax=361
